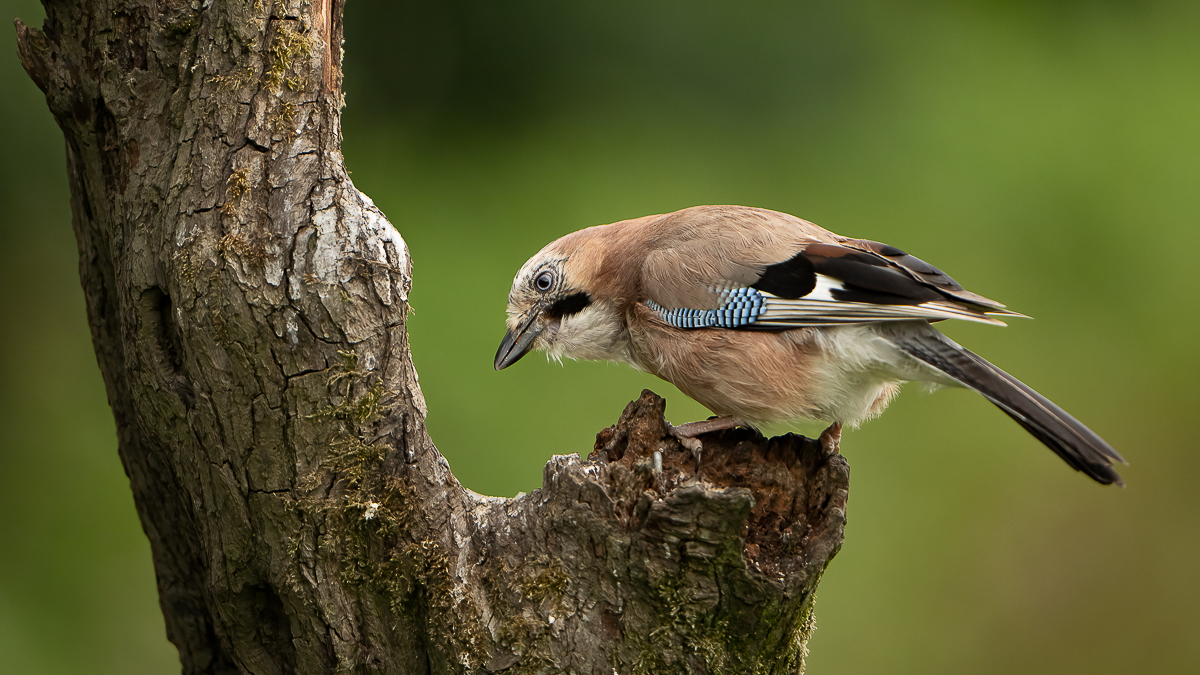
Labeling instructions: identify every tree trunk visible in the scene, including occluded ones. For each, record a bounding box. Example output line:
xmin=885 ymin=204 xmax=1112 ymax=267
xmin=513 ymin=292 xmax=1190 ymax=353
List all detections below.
xmin=15 ymin=2 xmax=848 ymax=673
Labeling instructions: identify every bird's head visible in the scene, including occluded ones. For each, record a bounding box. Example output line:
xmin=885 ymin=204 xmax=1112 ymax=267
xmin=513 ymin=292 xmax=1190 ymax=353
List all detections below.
xmin=494 ymin=229 xmax=635 ymax=370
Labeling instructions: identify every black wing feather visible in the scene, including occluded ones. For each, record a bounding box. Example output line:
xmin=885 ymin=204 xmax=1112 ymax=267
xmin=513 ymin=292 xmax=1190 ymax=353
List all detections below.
xmin=750 ymin=252 xmax=816 ymax=299
xmin=752 ymin=242 xmax=960 ymax=305
xmin=842 ymin=238 xmax=1010 ymax=310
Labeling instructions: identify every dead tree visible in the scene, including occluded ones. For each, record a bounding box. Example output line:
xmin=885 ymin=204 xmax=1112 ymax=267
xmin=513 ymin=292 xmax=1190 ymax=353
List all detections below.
xmin=16 ymin=1 xmax=847 ymax=672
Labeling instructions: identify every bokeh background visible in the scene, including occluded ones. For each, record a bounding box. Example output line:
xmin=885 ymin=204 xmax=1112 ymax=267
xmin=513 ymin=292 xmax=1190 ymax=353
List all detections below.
xmin=3 ymin=0 xmax=1198 ymax=672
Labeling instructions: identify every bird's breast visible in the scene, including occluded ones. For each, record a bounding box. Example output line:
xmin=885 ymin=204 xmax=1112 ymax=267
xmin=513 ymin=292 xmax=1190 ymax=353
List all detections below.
xmin=547 ymin=303 xmax=644 ymax=369
xmin=627 ymin=304 xmax=907 ymax=426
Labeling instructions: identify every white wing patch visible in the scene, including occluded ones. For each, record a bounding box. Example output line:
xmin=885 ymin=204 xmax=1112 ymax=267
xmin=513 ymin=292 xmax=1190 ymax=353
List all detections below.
xmin=806 ymin=274 xmax=848 ymax=301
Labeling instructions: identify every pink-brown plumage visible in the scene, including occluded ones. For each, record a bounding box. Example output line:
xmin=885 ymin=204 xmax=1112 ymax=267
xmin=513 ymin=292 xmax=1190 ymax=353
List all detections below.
xmin=628 ymin=304 xmax=901 ymax=426
xmin=496 ymin=205 xmax=1125 ymax=485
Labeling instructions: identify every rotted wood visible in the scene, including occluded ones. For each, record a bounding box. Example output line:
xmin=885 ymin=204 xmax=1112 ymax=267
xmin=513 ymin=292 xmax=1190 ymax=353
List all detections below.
xmin=15 ymin=1 xmax=848 ymax=673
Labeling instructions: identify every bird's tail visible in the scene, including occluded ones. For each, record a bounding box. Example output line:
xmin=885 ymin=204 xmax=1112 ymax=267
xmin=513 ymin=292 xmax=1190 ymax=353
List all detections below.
xmin=884 ymin=329 xmax=1126 ymax=485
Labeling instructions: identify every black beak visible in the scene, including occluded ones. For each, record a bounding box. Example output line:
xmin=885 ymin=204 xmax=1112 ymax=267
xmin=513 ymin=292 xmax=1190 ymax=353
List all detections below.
xmin=494 ymin=313 xmax=541 ymax=370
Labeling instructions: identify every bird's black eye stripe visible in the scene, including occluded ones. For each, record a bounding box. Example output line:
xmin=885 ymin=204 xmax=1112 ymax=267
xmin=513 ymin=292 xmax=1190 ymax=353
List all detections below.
xmin=545 ymin=292 xmax=592 ymax=319
xmin=534 ymin=270 xmax=555 ymax=291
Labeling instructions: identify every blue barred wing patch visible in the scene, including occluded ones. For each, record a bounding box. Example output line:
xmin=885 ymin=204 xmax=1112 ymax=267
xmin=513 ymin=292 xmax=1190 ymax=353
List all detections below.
xmin=646 ymin=287 xmax=766 ymax=329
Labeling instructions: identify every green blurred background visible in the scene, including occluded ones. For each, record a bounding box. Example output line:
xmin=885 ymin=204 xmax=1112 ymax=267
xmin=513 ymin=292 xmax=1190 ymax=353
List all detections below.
xmin=3 ymin=0 xmax=1198 ymax=672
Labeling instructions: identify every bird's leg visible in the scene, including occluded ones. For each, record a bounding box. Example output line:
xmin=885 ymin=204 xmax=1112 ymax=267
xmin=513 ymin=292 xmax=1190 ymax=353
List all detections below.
xmin=669 ymin=416 xmax=745 ymax=439
xmin=667 ymin=416 xmax=746 ymax=471
xmin=819 ymin=422 xmax=843 ymax=455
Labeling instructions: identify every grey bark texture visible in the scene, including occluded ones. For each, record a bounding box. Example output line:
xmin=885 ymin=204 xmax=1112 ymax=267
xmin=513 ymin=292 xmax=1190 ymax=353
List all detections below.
xmin=15 ymin=1 xmax=849 ymax=673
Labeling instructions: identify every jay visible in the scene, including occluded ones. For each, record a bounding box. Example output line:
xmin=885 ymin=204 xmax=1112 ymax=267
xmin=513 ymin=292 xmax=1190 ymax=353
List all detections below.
xmin=494 ymin=205 xmax=1124 ymax=485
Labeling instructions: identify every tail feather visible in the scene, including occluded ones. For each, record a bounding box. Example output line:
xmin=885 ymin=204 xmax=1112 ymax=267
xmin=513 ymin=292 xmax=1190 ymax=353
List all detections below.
xmin=887 ymin=330 xmax=1126 ymax=486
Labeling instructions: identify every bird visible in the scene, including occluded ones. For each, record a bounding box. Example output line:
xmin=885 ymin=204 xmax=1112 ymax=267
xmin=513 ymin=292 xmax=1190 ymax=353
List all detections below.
xmin=494 ymin=205 xmax=1125 ymax=485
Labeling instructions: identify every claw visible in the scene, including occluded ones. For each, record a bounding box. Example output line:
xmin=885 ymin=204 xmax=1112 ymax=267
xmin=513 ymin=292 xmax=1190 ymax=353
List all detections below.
xmin=668 ymin=428 xmax=703 ymax=471
xmin=667 ymin=416 xmax=744 ymax=472
xmin=677 ymin=436 xmax=703 ymax=455
xmin=682 ymin=437 xmax=703 ymax=471
xmin=819 ymin=422 xmax=843 ymax=455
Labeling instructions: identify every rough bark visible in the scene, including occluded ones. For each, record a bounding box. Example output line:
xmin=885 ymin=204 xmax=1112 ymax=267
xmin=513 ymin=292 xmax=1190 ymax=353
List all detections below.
xmin=15 ymin=2 xmax=848 ymax=673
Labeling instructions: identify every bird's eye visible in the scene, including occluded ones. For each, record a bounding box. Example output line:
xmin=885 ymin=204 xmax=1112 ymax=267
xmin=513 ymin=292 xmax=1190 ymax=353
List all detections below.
xmin=534 ymin=270 xmax=555 ymax=291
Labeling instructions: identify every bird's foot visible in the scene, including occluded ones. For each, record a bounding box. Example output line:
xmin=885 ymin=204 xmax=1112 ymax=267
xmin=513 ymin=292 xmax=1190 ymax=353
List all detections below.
xmin=818 ymin=422 xmax=843 ymax=455
xmin=676 ymin=435 xmax=703 ymax=456
xmin=668 ymin=416 xmax=745 ymax=439
xmin=668 ymin=426 xmax=705 ymax=471
xmin=667 ymin=417 xmax=745 ymax=471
